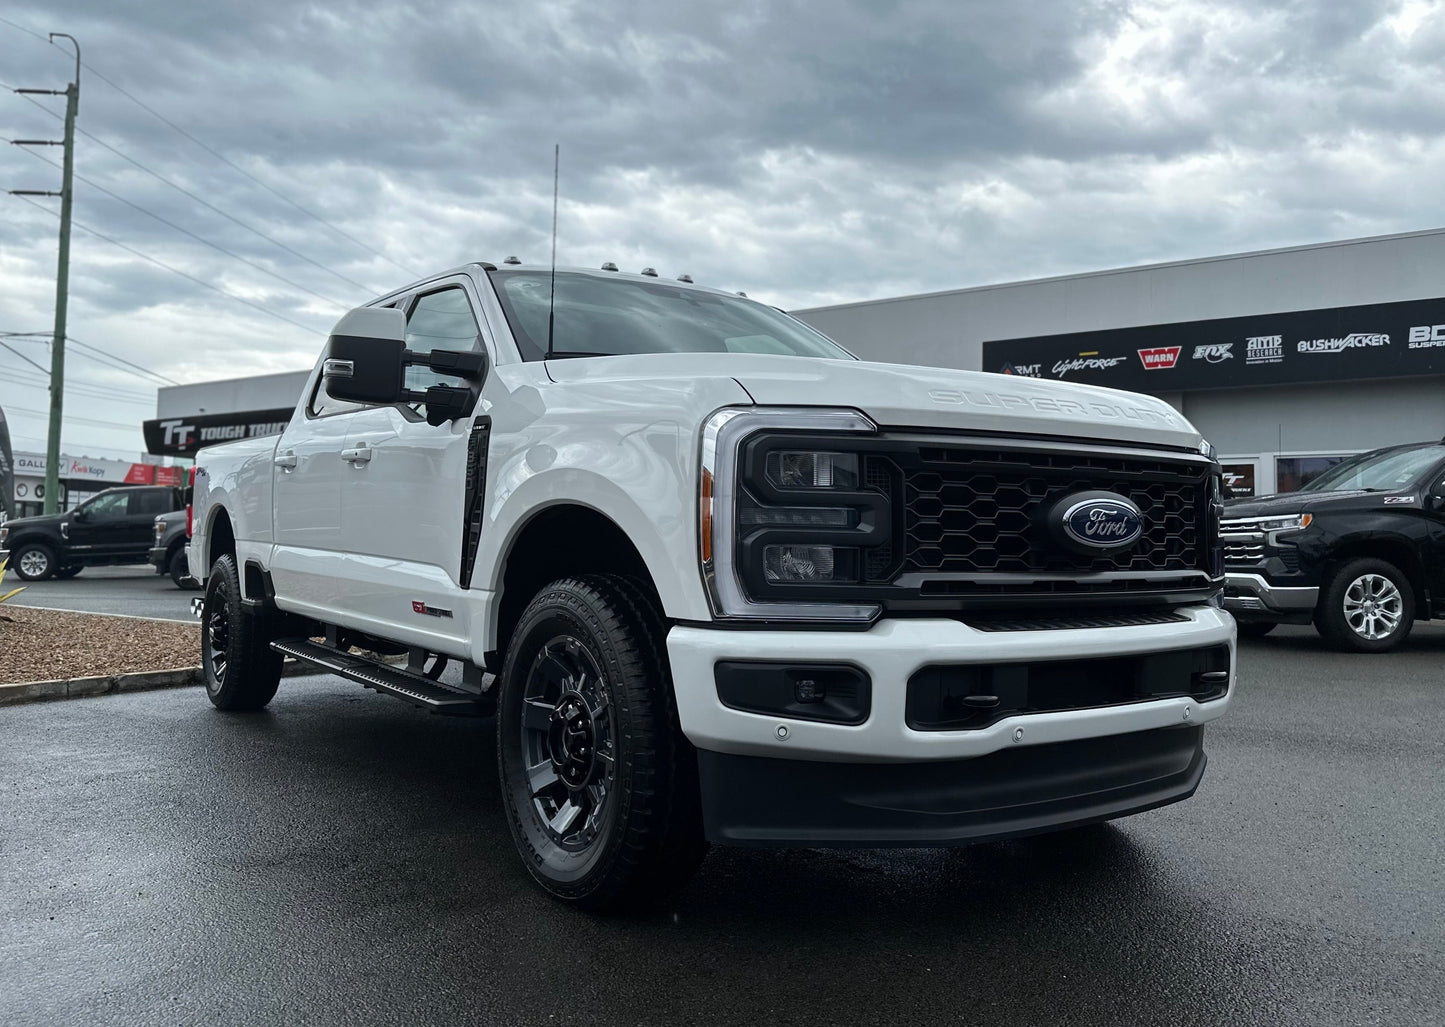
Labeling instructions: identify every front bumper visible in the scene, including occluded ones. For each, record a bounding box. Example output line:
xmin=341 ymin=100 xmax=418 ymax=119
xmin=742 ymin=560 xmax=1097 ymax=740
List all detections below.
xmin=148 ymin=545 xmax=168 ymax=569
xmin=667 ymin=606 xmax=1235 ymax=764
xmin=1222 ymin=572 xmax=1318 ymax=618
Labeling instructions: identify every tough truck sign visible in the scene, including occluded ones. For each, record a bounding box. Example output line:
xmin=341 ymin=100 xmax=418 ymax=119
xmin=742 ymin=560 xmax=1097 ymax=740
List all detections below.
xmin=983 ymin=296 xmax=1445 ymax=394
xmin=142 ymin=407 xmax=294 ymax=457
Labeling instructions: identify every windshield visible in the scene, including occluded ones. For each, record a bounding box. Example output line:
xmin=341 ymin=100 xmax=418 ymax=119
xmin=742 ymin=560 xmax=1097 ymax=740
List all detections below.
xmin=488 ymin=270 xmax=853 ymax=362
xmin=1299 ymin=444 xmax=1445 ymax=493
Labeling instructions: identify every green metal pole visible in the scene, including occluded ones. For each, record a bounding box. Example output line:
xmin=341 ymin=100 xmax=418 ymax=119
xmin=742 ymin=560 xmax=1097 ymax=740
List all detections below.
xmin=44 ymin=34 xmax=79 ymax=516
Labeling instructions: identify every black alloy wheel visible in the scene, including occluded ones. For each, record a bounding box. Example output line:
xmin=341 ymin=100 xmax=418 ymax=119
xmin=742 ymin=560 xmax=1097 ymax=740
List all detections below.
xmin=201 ymin=553 xmax=283 ymax=710
xmin=497 ymin=575 xmax=705 ymax=913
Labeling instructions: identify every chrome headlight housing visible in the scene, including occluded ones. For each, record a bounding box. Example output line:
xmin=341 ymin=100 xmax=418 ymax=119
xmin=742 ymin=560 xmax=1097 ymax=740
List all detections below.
xmin=1255 ymin=513 xmax=1313 ymax=542
xmin=700 ymin=407 xmax=891 ymax=623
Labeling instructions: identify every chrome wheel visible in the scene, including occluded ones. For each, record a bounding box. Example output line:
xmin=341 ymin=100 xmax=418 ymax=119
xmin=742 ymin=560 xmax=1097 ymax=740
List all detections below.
xmin=519 ymin=635 xmax=616 ymax=852
xmin=1342 ymin=573 xmax=1403 ymax=640
xmin=18 ymin=549 xmax=49 ymax=578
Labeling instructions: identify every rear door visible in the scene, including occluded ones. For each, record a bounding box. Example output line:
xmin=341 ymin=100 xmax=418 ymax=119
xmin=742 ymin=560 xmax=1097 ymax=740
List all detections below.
xmin=123 ymin=488 xmax=173 ymax=558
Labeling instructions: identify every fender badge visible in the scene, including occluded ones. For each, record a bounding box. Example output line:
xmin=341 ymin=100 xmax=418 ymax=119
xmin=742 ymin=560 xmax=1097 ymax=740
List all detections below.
xmin=1383 ymin=496 xmax=1416 ymax=505
xmin=411 ymin=601 xmax=454 ymax=618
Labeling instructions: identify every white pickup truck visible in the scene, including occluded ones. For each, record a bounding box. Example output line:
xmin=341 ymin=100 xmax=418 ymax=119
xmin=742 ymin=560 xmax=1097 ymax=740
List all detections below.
xmin=190 ymin=261 xmax=1235 ymax=912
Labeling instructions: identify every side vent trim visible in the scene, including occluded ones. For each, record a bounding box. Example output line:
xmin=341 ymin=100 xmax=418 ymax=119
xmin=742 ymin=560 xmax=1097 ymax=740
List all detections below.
xmin=460 ymin=417 xmax=493 ymax=589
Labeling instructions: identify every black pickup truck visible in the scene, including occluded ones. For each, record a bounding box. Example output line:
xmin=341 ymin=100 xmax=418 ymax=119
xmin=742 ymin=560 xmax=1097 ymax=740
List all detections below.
xmin=1222 ymin=439 xmax=1445 ymax=652
xmin=0 ymin=485 xmax=184 ymax=581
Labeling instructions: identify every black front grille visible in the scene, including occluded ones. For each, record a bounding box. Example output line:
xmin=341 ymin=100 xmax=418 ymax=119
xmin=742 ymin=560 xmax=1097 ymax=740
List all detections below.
xmin=868 ymin=439 xmax=1214 ymax=600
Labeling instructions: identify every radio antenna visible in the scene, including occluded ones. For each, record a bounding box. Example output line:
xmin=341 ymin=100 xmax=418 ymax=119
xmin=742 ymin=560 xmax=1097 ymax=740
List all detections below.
xmin=546 ymin=143 xmax=559 ymax=359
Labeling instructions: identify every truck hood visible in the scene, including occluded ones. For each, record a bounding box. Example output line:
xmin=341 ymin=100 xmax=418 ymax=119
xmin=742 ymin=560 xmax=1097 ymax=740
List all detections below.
xmin=1224 ymin=489 xmax=1403 ymax=518
xmin=546 ymin=353 xmax=1201 ymax=450
xmin=1 ymin=512 xmax=63 ymax=533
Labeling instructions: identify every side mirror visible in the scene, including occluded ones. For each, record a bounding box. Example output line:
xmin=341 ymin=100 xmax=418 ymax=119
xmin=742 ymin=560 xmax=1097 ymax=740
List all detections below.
xmin=322 ymin=307 xmax=488 ymax=425
xmin=73 ymin=509 xmax=88 ymax=522
xmin=324 ymin=308 xmax=408 ymax=404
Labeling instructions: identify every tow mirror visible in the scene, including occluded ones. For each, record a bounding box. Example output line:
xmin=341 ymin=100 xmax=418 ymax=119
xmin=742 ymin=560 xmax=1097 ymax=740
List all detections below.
xmin=324 ymin=308 xmax=408 ymax=404
xmin=323 ymin=307 xmax=488 ymax=424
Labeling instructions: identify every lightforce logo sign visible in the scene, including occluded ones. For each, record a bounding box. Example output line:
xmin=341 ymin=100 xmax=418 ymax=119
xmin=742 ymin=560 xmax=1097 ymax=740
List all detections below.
xmin=1408 ymin=324 xmax=1445 ymax=349
xmin=1192 ymin=343 xmax=1233 ymax=363
xmin=1050 ymin=352 xmax=1127 ymax=378
xmin=1245 ymin=335 xmax=1284 ymax=365
xmin=1297 ymin=332 xmax=1390 ymax=355
xmin=1136 ymin=346 xmax=1182 ymax=370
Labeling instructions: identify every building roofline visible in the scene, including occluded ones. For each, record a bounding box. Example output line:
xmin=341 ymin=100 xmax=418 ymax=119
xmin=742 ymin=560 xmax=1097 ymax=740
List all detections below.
xmin=791 ymin=225 xmax=1445 ymax=316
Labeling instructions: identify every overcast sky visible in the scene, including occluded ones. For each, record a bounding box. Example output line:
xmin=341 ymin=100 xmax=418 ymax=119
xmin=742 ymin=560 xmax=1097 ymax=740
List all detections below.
xmin=1 ymin=0 xmax=1443 ymax=459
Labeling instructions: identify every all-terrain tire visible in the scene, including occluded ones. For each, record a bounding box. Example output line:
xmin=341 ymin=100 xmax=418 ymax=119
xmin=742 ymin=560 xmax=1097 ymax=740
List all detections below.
xmin=11 ymin=541 xmax=57 ymax=581
xmin=497 ymin=575 xmax=706 ymax=913
xmin=201 ymin=553 xmax=283 ymax=710
xmin=1315 ymin=557 xmax=1415 ymax=653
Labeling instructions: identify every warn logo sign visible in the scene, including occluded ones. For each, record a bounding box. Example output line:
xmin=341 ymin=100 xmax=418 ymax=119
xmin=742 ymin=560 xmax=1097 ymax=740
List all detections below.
xmin=1137 ymin=346 xmax=1182 ymax=370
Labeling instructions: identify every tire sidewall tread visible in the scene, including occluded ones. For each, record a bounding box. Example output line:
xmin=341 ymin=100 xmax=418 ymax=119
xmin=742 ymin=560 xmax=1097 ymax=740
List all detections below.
xmin=201 ymin=554 xmax=282 ymax=711
xmin=1315 ymin=556 xmax=1415 ymax=653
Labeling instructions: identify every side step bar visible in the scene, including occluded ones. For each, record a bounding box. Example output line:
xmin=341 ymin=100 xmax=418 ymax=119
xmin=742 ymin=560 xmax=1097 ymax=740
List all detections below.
xmin=270 ymin=638 xmax=491 ymax=716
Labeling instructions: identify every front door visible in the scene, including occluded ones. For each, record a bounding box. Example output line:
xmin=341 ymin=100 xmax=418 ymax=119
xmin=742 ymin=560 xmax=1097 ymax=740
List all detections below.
xmin=66 ymin=490 xmax=135 ymax=560
xmin=334 ymin=280 xmax=491 ymax=653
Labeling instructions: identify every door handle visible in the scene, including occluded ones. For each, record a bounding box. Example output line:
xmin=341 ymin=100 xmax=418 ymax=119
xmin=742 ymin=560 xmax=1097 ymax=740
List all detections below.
xmin=341 ymin=446 xmax=373 ymax=464
xmin=273 ymin=451 xmax=298 ymax=469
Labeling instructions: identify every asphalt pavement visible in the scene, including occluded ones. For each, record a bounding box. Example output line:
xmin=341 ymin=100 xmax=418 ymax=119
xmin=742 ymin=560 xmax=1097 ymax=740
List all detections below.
xmin=7 ymin=565 xmax=196 ymax=622
xmin=2 ymin=628 xmax=1443 ymax=1026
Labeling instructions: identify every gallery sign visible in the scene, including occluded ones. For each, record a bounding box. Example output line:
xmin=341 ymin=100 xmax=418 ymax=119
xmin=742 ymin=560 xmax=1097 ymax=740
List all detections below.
xmin=981 ymin=297 xmax=1445 ymax=393
xmin=142 ymin=407 xmax=294 ymax=457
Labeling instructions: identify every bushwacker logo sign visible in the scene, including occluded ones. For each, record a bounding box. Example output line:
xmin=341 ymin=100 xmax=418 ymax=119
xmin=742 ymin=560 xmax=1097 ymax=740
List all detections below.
xmin=1296 ymin=333 xmax=1389 ymax=354
xmin=1137 ymin=346 xmax=1181 ymax=370
xmin=981 ymin=296 xmax=1445 ymax=394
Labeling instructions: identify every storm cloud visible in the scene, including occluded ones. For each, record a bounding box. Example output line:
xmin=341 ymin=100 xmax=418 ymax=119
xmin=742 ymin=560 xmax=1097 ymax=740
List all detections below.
xmin=0 ymin=0 xmax=1441 ymax=456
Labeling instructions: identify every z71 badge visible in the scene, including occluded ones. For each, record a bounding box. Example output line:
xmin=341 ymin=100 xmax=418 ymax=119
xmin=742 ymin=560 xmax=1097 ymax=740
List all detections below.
xmin=1383 ymin=496 xmax=1416 ymax=505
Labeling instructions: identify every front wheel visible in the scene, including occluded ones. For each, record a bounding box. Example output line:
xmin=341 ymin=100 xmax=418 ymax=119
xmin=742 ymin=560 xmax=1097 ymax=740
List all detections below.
xmin=497 ymin=575 xmax=705 ymax=913
xmin=1315 ymin=557 xmax=1415 ymax=653
xmin=11 ymin=542 xmax=56 ymax=581
xmin=201 ymin=553 xmax=282 ymax=710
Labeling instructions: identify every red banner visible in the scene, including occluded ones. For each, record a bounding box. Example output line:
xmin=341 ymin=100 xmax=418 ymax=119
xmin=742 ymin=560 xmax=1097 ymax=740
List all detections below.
xmin=122 ymin=463 xmax=156 ymax=485
xmin=153 ymin=466 xmax=183 ymax=487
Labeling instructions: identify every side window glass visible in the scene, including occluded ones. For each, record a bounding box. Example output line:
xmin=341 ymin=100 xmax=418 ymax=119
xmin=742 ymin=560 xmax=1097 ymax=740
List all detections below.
xmin=83 ymin=492 xmax=129 ymax=519
xmin=130 ymin=490 xmax=171 ymax=517
xmin=405 ymin=288 xmax=481 ymax=393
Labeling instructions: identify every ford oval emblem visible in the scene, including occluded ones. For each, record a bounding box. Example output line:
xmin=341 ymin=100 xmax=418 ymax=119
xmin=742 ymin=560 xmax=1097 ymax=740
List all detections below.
xmin=1060 ymin=495 xmax=1144 ymax=551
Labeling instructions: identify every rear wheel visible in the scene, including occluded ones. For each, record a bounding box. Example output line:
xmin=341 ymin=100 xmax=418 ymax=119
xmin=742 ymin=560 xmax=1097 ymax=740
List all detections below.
xmin=497 ymin=575 xmax=705 ymax=913
xmin=202 ymin=553 xmax=282 ymax=710
xmin=11 ymin=542 xmax=56 ymax=581
xmin=1235 ymin=621 xmax=1276 ymax=639
xmin=1315 ymin=557 xmax=1415 ymax=653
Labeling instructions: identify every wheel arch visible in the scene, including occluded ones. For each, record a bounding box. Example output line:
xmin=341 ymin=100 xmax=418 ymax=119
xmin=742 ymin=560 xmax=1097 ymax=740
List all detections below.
xmin=205 ymin=506 xmax=236 ymax=573
xmin=1322 ymin=535 xmax=1429 ymax=616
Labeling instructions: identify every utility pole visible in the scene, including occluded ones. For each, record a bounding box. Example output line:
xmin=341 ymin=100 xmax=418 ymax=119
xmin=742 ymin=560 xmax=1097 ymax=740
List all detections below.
xmin=9 ymin=33 xmax=80 ymax=514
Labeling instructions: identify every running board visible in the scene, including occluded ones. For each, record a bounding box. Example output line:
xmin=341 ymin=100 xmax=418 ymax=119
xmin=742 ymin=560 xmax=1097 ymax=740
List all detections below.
xmin=270 ymin=638 xmax=490 ymax=716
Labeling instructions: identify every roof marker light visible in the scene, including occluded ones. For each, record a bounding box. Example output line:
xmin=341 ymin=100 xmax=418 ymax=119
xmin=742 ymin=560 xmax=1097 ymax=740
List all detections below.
xmin=601 ymin=262 xmax=619 ymax=271
xmin=503 ymin=255 xmax=522 ymax=265
xmin=640 ymin=267 xmax=658 ymax=277
xmin=736 ymin=291 xmax=748 ymax=297
xmin=677 ymin=274 xmax=693 ymax=283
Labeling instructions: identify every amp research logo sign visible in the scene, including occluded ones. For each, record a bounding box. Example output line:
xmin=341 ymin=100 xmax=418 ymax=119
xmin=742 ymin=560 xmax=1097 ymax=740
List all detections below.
xmin=1296 ymin=332 xmax=1390 ymax=355
xmin=1137 ymin=346 xmax=1182 ymax=370
xmin=1245 ymin=335 xmax=1284 ymax=365
xmin=1193 ymin=343 xmax=1233 ymax=363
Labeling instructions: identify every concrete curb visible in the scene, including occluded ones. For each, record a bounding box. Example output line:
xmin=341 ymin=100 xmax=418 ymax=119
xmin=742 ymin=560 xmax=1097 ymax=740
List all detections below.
xmin=0 ymin=659 xmax=314 ymax=708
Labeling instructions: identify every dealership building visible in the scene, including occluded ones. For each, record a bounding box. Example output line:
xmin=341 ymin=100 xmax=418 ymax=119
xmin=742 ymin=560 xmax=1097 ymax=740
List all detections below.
xmin=139 ymin=228 xmax=1445 ymax=498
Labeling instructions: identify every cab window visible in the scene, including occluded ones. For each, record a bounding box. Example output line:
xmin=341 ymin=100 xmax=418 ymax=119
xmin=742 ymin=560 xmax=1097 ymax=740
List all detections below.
xmin=130 ymin=489 xmax=172 ymax=517
xmin=404 ymin=288 xmax=482 ymax=393
xmin=81 ymin=492 xmax=129 ymax=519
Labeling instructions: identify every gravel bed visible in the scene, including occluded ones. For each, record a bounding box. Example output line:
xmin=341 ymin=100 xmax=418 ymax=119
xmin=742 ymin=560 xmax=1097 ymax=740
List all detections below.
xmin=0 ymin=606 xmax=200 ymax=684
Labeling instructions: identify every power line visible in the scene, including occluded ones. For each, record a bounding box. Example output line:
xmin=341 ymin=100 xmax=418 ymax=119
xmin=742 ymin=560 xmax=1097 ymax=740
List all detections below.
xmin=0 ymin=401 xmax=147 ymax=430
xmin=7 ymin=87 xmax=380 ymax=296
xmin=0 ymin=365 xmax=156 ymax=405
xmin=0 ymin=338 xmax=48 ymax=374
xmin=68 ymin=337 xmax=177 ymax=386
xmin=9 ymin=138 xmax=352 ymax=310
xmin=12 ymin=194 xmax=324 ymax=335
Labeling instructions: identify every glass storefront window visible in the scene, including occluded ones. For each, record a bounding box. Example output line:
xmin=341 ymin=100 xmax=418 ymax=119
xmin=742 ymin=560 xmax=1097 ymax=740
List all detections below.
xmin=1275 ymin=455 xmax=1349 ymax=494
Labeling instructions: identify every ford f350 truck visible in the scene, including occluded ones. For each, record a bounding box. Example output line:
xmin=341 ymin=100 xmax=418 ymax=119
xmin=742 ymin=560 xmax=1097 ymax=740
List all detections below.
xmin=189 ymin=262 xmax=1234 ymax=911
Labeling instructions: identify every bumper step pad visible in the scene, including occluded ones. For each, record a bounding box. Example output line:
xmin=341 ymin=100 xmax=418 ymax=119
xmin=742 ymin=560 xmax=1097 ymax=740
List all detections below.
xmin=270 ymin=638 xmax=490 ymax=715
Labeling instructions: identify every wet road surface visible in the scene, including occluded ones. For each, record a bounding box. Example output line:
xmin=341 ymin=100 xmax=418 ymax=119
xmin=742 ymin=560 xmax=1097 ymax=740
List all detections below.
xmin=2 ymin=627 xmax=1442 ymax=1026
xmin=7 ymin=565 xmax=196 ymax=622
